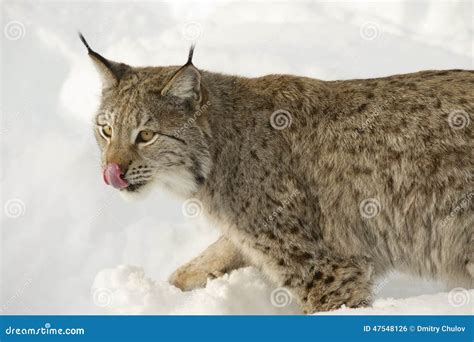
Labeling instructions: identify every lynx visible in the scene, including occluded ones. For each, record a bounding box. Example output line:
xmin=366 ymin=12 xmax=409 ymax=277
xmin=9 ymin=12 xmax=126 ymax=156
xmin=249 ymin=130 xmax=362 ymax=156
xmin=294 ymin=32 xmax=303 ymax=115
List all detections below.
xmin=81 ymin=34 xmax=473 ymax=313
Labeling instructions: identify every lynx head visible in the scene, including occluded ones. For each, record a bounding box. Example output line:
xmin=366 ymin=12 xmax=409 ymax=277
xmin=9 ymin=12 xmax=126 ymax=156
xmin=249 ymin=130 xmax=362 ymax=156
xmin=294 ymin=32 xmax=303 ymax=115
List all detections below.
xmin=80 ymin=34 xmax=211 ymax=199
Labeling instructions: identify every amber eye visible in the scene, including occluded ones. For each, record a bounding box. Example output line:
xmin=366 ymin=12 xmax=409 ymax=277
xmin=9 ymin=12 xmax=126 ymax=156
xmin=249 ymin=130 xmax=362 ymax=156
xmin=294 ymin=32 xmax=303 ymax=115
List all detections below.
xmin=136 ymin=130 xmax=156 ymax=144
xmin=101 ymin=125 xmax=112 ymax=138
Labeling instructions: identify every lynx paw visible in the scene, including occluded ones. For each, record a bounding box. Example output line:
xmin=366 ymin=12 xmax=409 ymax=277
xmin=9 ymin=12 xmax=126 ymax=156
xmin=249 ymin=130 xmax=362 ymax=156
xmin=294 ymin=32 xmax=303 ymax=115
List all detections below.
xmin=169 ymin=264 xmax=224 ymax=291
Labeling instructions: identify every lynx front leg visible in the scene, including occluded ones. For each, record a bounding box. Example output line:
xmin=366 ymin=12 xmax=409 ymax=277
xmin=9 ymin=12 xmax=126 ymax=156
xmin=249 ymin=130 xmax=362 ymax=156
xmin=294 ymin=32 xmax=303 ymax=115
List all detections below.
xmin=169 ymin=236 xmax=249 ymax=291
xmin=281 ymin=255 xmax=374 ymax=314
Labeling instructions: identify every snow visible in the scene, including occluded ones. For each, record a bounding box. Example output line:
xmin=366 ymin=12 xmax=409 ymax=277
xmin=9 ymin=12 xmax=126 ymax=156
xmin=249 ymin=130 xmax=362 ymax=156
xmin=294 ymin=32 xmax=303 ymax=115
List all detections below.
xmin=92 ymin=265 xmax=473 ymax=315
xmin=1 ymin=0 xmax=472 ymax=315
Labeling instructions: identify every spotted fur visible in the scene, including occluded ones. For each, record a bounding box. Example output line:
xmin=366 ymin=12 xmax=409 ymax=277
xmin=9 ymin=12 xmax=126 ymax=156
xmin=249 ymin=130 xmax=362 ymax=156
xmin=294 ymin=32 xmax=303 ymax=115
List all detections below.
xmin=83 ymin=35 xmax=473 ymax=313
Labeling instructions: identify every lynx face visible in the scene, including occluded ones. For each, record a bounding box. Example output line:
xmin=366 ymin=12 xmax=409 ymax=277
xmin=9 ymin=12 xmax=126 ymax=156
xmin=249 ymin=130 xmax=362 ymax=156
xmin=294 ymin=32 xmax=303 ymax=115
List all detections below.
xmin=82 ymin=35 xmax=211 ymax=198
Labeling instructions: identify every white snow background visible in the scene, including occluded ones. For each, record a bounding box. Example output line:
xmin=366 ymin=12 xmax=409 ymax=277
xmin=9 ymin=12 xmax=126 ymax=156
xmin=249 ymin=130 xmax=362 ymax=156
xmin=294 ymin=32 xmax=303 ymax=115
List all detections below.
xmin=1 ymin=0 xmax=473 ymax=315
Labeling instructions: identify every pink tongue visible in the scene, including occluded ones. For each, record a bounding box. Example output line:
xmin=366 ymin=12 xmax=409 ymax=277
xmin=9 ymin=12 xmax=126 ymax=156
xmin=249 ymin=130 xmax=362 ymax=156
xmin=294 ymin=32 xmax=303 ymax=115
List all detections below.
xmin=103 ymin=163 xmax=128 ymax=189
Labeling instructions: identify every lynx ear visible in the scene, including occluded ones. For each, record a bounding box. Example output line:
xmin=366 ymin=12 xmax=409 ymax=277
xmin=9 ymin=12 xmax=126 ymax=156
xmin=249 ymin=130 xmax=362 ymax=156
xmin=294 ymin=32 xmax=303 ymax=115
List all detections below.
xmin=161 ymin=46 xmax=201 ymax=103
xmin=79 ymin=33 xmax=129 ymax=89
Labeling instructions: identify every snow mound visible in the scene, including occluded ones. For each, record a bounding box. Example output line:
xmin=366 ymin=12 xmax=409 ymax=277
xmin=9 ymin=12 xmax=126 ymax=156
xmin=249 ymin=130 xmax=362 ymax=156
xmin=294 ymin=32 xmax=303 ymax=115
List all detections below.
xmin=92 ymin=265 xmax=300 ymax=315
xmin=92 ymin=265 xmax=473 ymax=315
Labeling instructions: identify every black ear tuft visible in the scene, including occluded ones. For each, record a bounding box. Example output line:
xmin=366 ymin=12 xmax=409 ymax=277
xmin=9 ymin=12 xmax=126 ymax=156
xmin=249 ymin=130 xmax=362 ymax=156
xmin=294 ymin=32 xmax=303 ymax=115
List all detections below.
xmin=186 ymin=44 xmax=195 ymax=66
xmin=78 ymin=32 xmax=91 ymax=52
xmin=78 ymin=32 xmax=113 ymax=70
xmin=78 ymin=32 xmax=130 ymax=89
xmin=160 ymin=45 xmax=201 ymax=102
